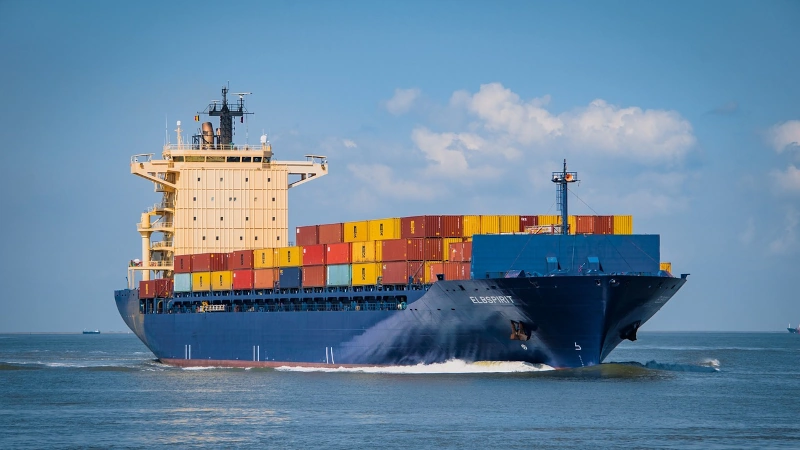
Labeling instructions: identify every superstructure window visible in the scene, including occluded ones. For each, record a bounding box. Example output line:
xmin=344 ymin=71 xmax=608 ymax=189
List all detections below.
xmin=216 ymin=236 xmax=219 ymax=241
xmin=220 ymin=178 xmax=223 ymax=182
xmin=255 ymin=236 xmax=258 ymax=241
xmin=211 ymin=197 xmax=214 ymax=201
xmin=246 ymin=217 xmax=249 ymax=221
xmin=220 ymin=217 xmax=223 ymax=221
xmin=197 ymin=177 xmax=200 ymax=181
xmin=245 ymin=177 xmax=249 ymax=182
xmin=240 ymin=236 xmax=243 ymax=241
xmin=253 ymin=157 xmax=262 ymax=162
xmin=193 ymin=217 xmax=196 ymax=221
xmin=268 ymin=177 xmax=271 ymax=182
xmin=272 ymin=217 xmax=275 ymax=221
xmin=202 ymin=236 xmax=206 ymax=240
xmin=193 ymin=197 xmax=196 ymax=201
xmin=272 ymin=197 xmax=275 ymax=201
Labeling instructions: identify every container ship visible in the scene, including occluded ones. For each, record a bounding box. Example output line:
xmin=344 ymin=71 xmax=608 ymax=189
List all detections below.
xmin=114 ymin=87 xmax=688 ymax=369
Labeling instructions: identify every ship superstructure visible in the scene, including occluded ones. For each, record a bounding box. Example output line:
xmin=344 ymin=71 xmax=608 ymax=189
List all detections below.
xmin=115 ymin=88 xmax=688 ymax=369
xmin=128 ymin=87 xmax=327 ymax=287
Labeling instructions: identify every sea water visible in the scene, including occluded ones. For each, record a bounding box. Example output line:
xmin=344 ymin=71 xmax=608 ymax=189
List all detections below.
xmin=1 ymin=332 xmax=798 ymax=449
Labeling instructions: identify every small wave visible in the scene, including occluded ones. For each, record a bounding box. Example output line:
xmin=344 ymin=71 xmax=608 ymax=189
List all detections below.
xmin=0 ymin=362 xmax=43 ymax=371
xmin=276 ymin=359 xmax=554 ymax=374
xmin=612 ymin=360 xmax=719 ymax=373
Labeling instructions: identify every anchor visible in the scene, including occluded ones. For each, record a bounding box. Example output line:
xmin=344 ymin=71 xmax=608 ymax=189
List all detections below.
xmin=509 ymin=320 xmax=531 ymax=341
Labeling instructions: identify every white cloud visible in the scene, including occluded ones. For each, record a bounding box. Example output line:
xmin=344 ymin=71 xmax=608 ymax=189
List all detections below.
xmin=449 ymin=82 xmax=696 ymax=164
xmin=410 ymin=127 xmax=508 ymax=179
xmin=769 ymin=120 xmax=800 ymax=153
xmin=347 ymin=163 xmax=437 ymax=200
xmin=342 ymin=139 xmax=357 ymax=148
xmin=385 ymin=88 xmax=421 ymax=115
xmin=769 ymin=206 xmax=799 ymax=254
xmin=771 ymin=164 xmax=800 ymax=193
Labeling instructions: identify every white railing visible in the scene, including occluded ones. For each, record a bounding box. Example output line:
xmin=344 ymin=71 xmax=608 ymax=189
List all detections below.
xmin=148 ymin=222 xmax=173 ymax=230
xmin=147 ymin=202 xmax=174 ymax=212
xmin=131 ymin=153 xmax=154 ymax=163
xmin=151 ymin=241 xmax=173 ymax=249
xmin=163 ymin=144 xmax=267 ymax=152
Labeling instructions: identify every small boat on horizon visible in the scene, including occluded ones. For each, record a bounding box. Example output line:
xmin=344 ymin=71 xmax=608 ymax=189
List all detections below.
xmin=82 ymin=329 xmax=100 ymax=335
xmin=788 ymin=323 xmax=799 ymax=334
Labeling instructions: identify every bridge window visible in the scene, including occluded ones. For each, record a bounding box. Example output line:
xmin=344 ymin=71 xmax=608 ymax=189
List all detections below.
xmin=253 ymin=157 xmax=262 ymax=162
xmin=242 ymin=157 xmax=251 ymax=163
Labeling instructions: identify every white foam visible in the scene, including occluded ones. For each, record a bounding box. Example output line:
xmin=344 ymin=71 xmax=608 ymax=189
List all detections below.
xmin=701 ymin=358 xmax=721 ymax=369
xmin=276 ymin=359 xmax=554 ymax=374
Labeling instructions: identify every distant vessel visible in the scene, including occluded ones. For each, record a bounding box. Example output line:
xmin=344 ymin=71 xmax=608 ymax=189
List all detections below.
xmin=788 ymin=324 xmax=799 ymax=334
xmin=82 ymin=329 xmax=101 ymax=335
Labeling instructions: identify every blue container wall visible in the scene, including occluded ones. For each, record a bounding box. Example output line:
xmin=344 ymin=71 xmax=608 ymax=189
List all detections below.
xmin=279 ymin=267 xmax=302 ymax=289
xmin=173 ymin=273 xmax=192 ymax=292
xmin=326 ymin=264 xmax=352 ymax=286
xmin=471 ymin=234 xmax=661 ymax=277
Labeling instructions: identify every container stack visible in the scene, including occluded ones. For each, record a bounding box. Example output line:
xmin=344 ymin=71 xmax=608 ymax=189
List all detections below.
xmin=153 ymin=214 xmax=633 ymax=296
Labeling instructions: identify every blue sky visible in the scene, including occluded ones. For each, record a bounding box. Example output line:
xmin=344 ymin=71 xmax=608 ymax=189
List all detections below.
xmin=1 ymin=1 xmax=798 ymax=332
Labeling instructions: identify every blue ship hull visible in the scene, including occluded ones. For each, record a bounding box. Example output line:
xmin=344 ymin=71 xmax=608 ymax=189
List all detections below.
xmin=114 ymin=274 xmax=686 ymax=369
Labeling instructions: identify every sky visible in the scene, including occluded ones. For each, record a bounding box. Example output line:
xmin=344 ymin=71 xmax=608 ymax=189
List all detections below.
xmin=0 ymin=0 xmax=798 ymax=332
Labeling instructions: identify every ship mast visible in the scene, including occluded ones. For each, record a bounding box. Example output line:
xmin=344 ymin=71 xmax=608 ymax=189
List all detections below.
xmin=551 ymin=159 xmax=578 ymax=235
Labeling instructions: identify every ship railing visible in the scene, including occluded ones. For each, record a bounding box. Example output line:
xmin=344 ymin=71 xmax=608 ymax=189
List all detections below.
xmin=147 ymin=202 xmax=174 ymax=212
xmin=147 ymin=222 xmax=174 ymax=230
xmin=151 ymin=240 xmax=173 ymax=249
xmin=131 ymin=153 xmax=154 ymax=163
xmin=163 ymin=143 xmax=267 ymax=152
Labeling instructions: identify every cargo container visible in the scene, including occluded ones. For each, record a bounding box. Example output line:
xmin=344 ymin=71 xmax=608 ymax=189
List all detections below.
xmin=302 ymin=244 xmax=326 ymax=266
xmin=480 ymin=215 xmax=500 ymax=234
xmin=368 ymin=218 xmax=401 ymax=241
xmin=344 ymin=220 xmax=369 ymax=242
xmin=449 ymin=241 xmax=472 ymax=262
xmin=519 ymin=215 xmax=537 ymax=232
xmin=295 ymin=225 xmax=319 ymax=246
xmin=660 ymin=262 xmax=672 ymax=273
xmin=401 ymin=215 xmax=443 ymax=238
xmin=173 ymin=273 xmax=192 ymax=292
xmin=326 ymin=264 xmax=351 ymax=286
xmin=173 ymin=255 xmax=192 ymax=273
xmin=432 ymin=262 xmax=470 ymax=281
xmin=211 ymin=270 xmax=232 ymax=291
xmin=228 ymin=250 xmax=254 ymax=270
xmin=278 ymin=246 xmax=302 ymax=267
xmin=192 ymin=272 xmax=211 ymax=292
xmin=351 ymin=240 xmax=382 ymax=263
xmin=154 ymin=278 xmax=173 ymax=297
xmin=442 ymin=215 xmax=463 ymax=237
xmin=325 ymin=242 xmax=351 ymax=265
xmin=232 ymin=269 xmax=254 ymax=290
xmin=192 ymin=253 xmax=227 ymax=271
xmin=408 ymin=261 xmax=425 ymax=284
xmin=381 ymin=261 xmax=410 ymax=284
xmin=381 ymin=238 xmax=408 ymax=262
xmin=302 ymin=265 xmax=326 ymax=287
xmin=253 ymin=268 xmax=278 ymax=289
xmin=538 ymin=215 xmax=561 ymax=226
xmin=139 ymin=280 xmax=156 ymax=299
xmin=352 ymin=262 xmax=382 ymax=286
xmin=404 ymin=238 xmax=443 ymax=261
xmin=254 ymin=248 xmax=279 ymax=269
xmin=568 ymin=215 xmax=577 ymax=235
xmin=594 ymin=215 xmax=614 ymax=235
xmin=614 ymin=215 xmax=633 ymax=234
xmin=462 ymin=215 xmax=481 ymax=237
xmin=278 ymin=267 xmax=302 ymax=289
xmin=318 ymin=223 xmax=344 ymax=244
xmin=442 ymin=238 xmax=461 ymax=261
xmin=423 ymin=261 xmax=444 ymax=283
xmin=499 ymin=215 xmax=519 ymax=233
xmin=575 ymin=215 xmax=595 ymax=234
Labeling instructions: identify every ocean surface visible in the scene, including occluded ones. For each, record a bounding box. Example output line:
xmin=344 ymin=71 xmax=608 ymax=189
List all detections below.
xmin=1 ymin=332 xmax=798 ymax=449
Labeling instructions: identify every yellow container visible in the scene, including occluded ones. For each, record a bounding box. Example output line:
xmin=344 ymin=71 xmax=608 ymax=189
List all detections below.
xmin=568 ymin=215 xmax=577 ymax=235
xmin=480 ymin=215 xmax=500 ymax=234
xmin=352 ymin=262 xmax=382 ymax=285
xmin=254 ymin=248 xmax=279 ymax=268
xmin=191 ymin=272 xmax=211 ymax=292
xmin=614 ymin=215 xmax=633 ymax=235
xmin=352 ymin=240 xmax=382 ymax=263
xmin=463 ymin=215 xmax=481 ymax=237
xmin=368 ymin=218 xmax=401 ymax=241
xmin=499 ymin=215 xmax=520 ymax=233
xmin=538 ymin=215 xmax=562 ymax=226
xmin=344 ymin=220 xmax=369 ymax=242
xmin=211 ymin=270 xmax=232 ymax=290
xmin=279 ymin=246 xmax=302 ymax=267
xmin=442 ymin=238 xmax=461 ymax=261
xmin=660 ymin=262 xmax=672 ymax=273
xmin=423 ymin=261 xmax=444 ymax=283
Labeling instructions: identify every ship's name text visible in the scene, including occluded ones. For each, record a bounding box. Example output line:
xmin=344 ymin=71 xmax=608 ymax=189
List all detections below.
xmin=470 ymin=296 xmax=514 ymax=304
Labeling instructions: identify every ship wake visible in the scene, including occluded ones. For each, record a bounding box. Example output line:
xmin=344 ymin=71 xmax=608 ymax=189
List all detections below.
xmin=275 ymin=359 xmax=554 ymax=374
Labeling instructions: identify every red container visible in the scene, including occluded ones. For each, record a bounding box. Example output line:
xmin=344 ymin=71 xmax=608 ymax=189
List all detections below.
xmin=233 ymin=270 xmax=254 ymax=290
xmin=173 ymin=255 xmax=192 ymax=273
xmin=254 ymin=268 xmax=279 ymax=289
xmin=449 ymin=241 xmax=473 ymax=262
xmin=302 ymin=244 xmax=326 ymax=266
xmin=575 ymin=216 xmax=595 ymax=234
xmin=594 ymin=216 xmax=614 ymax=234
xmin=381 ymin=261 xmax=409 ymax=284
xmin=325 ymin=242 xmax=351 ymax=264
xmin=443 ymin=262 xmax=470 ymax=280
xmin=302 ymin=265 xmax=326 ymax=287
xmin=405 ymin=238 xmax=443 ymax=261
xmin=228 ymin=250 xmax=254 ymax=270
xmin=381 ymin=239 xmax=408 ymax=262
xmin=139 ymin=280 xmax=156 ymax=299
xmin=192 ymin=253 xmax=227 ymax=271
xmin=296 ymin=225 xmax=319 ymax=246
xmin=318 ymin=223 xmax=344 ymax=245
xmin=154 ymin=279 xmax=173 ymax=298
xmin=408 ymin=261 xmax=425 ymax=284
xmin=401 ymin=215 xmax=443 ymax=238
xmin=442 ymin=215 xmax=463 ymax=237
xmin=519 ymin=215 xmax=538 ymax=232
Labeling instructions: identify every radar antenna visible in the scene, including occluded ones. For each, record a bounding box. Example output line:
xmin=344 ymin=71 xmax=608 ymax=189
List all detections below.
xmin=196 ymin=86 xmax=253 ymax=147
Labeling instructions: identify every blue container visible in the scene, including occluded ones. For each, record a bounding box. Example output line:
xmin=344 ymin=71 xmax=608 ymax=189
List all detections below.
xmin=326 ymin=264 xmax=352 ymax=286
xmin=471 ymin=234 xmax=660 ymax=278
xmin=173 ymin=273 xmax=192 ymax=292
xmin=279 ymin=267 xmax=302 ymax=289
